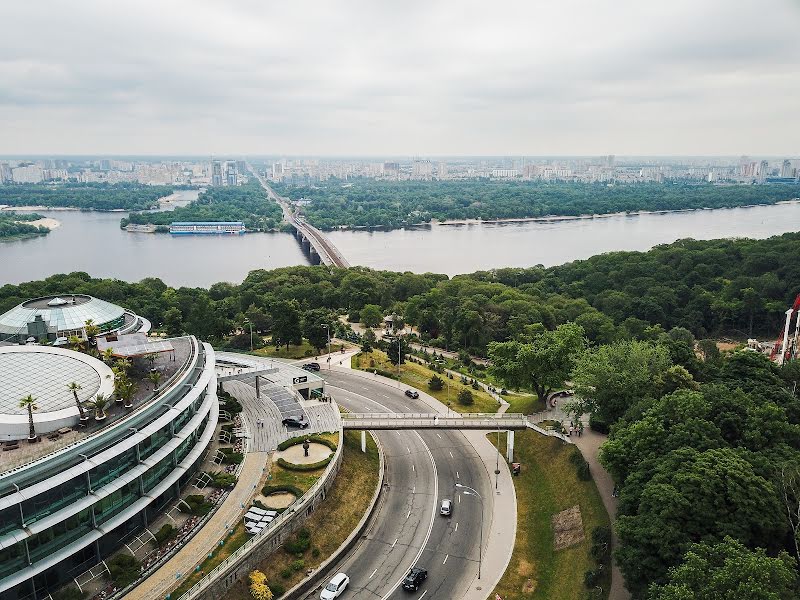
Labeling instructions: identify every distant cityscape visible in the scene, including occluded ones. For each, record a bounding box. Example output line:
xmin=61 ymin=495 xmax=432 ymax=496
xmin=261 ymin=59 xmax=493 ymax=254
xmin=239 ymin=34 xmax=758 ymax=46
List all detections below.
xmin=0 ymin=155 xmax=799 ymax=187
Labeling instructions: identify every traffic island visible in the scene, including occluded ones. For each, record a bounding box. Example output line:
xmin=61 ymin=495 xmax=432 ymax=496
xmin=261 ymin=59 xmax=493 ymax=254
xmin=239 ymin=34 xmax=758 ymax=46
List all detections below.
xmin=489 ymin=429 xmax=611 ymax=600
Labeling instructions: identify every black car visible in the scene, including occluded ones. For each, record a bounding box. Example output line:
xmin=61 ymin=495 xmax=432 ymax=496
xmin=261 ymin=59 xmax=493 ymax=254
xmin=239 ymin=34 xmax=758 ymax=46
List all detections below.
xmin=282 ymin=415 xmax=309 ymax=429
xmin=302 ymin=363 xmax=321 ymax=372
xmin=402 ymin=567 xmax=427 ymax=592
xmin=404 ymin=389 xmax=420 ymax=399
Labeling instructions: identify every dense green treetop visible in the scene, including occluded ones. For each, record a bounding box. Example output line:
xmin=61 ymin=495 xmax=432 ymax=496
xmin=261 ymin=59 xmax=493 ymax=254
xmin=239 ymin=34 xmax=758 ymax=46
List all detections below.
xmin=272 ymin=179 xmax=800 ymax=230
xmin=0 ymin=182 xmax=174 ymax=211
xmin=0 ymin=211 xmax=50 ymax=239
xmin=648 ymin=537 xmax=799 ymax=600
xmin=122 ymin=180 xmax=282 ymax=231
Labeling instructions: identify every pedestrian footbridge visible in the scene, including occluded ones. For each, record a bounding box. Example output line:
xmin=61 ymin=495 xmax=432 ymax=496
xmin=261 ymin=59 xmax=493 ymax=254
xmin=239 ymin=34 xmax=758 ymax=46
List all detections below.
xmin=341 ymin=412 xmax=528 ymax=430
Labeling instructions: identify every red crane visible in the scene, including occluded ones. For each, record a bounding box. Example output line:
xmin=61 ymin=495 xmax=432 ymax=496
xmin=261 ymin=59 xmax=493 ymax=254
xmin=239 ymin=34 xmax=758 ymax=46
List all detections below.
xmin=770 ymin=294 xmax=800 ymax=363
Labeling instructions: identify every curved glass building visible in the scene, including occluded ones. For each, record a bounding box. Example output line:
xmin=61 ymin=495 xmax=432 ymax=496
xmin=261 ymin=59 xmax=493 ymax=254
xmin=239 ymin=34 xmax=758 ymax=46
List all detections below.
xmin=0 ymin=336 xmax=218 ymax=600
xmin=0 ymin=295 xmax=147 ymax=344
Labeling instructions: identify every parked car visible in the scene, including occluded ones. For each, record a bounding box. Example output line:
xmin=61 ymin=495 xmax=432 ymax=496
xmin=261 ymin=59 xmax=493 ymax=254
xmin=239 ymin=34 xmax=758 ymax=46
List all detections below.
xmin=440 ymin=498 xmax=452 ymax=516
xmin=282 ymin=415 xmax=309 ymax=429
xmin=320 ymin=572 xmax=350 ymax=599
xmin=402 ymin=567 xmax=428 ymax=592
xmin=405 ymin=389 xmax=420 ymax=399
xmin=302 ymin=362 xmax=321 ymax=372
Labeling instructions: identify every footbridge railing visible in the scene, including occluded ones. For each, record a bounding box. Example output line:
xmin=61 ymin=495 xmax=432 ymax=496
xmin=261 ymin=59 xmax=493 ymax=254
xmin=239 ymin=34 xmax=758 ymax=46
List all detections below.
xmin=341 ymin=412 xmax=528 ymax=430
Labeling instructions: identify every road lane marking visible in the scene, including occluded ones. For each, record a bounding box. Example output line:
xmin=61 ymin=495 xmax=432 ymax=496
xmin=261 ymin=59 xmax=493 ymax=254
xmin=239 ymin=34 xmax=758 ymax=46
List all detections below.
xmin=443 ymin=554 xmax=449 ymax=565
xmin=456 ymin=471 xmax=460 ymax=479
xmin=458 ymin=495 xmax=461 ymax=503
xmin=370 ymin=569 xmax=377 ymax=579
xmin=454 ymin=522 xmax=458 ymax=532
xmin=436 ymin=433 xmax=442 ymax=439
xmin=419 ymin=591 xmax=428 ymax=599
xmin=407 ymin=510 xmax=411 ymax=519
xmin=413 ymin=486 xmax=415 ymax=493
xmin=407 ymin=446 xmax=411 ymax=453
xmin=449 ymin=451 xmax=453 ymax=458
xmin=412 ymin=464 xmax=415 ymax=472
xmin=392 ymin=538 xmax=398 ymax=548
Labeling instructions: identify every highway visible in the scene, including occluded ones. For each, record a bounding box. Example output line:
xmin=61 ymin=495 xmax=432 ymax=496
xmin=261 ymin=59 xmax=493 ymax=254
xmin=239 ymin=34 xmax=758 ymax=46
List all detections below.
xmin=305 ymin=369 xmax=492 ymax=599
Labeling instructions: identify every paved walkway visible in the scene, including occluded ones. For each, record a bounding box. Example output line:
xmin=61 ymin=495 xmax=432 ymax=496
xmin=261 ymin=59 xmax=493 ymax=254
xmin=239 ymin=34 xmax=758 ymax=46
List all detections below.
xmin=126 ymin=451 xmax=269 ymax=600
xmin=572 ymin=429 xmax=630 ymax=600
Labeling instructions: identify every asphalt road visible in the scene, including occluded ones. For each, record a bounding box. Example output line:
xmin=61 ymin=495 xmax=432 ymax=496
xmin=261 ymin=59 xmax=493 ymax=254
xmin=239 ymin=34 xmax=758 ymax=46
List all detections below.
xmin=308 ymin=370 xmax=492 ymax=600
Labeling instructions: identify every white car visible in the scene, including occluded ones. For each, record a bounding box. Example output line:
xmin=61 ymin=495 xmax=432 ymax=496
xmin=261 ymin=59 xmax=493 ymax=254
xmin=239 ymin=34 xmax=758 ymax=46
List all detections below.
xmin=320 ymin=572 xmax=349 ymax=599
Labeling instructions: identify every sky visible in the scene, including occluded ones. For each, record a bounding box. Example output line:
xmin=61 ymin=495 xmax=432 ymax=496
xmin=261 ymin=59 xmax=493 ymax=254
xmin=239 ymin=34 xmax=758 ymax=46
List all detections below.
xmin=1 ymin=0 xmax=799 ymax=156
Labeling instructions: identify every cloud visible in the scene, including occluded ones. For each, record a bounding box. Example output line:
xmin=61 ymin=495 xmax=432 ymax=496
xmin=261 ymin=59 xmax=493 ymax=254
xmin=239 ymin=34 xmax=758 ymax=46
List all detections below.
xmin=0 ymin=0 xmax=798 ymax=155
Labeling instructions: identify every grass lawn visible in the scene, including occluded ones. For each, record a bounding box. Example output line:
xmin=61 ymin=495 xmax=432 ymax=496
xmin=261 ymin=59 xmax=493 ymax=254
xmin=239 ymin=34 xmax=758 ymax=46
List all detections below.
xmin=505 ymin=392 xmax=545 ymax=415
xmin=222 ymin=430 xmax=380 ymax=599
xmin=354 ymin=350 xmax=499 ymax=413
xmin=491 ymin=430 xmax=610 ymax=600
xmin=254 ymin=339 xmax=319 ymax=359
xmin=267 ymin=434 xmax=338 ymax=493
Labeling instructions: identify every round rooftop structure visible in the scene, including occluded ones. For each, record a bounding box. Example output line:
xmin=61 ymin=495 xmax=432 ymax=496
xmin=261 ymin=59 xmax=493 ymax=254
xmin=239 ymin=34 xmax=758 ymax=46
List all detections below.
xmin=0 ymin=294 xmax=131 ymax=343
xmin=0 ymin=345 xmax=114 ymax=439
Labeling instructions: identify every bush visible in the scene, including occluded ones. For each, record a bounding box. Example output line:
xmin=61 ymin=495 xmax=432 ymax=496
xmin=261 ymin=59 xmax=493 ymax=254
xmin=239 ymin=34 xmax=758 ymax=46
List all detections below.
xmin=209 ymin=471 xmax=238 ymax=488
xmin=284 ymin=528 xmax=312 ymax=555
xmin=428 ymin=375 xmax=444 ymax=391
xmin=280 ymin=568 xmax=292 ymax=579
xmin=108 ymin=553 xmax=141 ymax=588
xmin=372 ymin=368 xmax=398 ymax=379
xmin=584 ymin=568 xmax=602 ymax=589
xmin=262 ymin=484 xmax=303 ymax=497
xmin=471 ymin=380 xmax=480 ymax=390
xmin=268 ymin=582 xmax=285 ymax=596
xmin=182 ymin=494 xmax=213 ymax=516
xmin=277 ymin=455 xmax=333 ymax=471
xmin=277 ymin=434 xmax=337 ymax=452
xmin=221 ymin=451 xmax=244 ymax=465
xmin=590 ymin=526 xmax=612 ymax=563
xmin=457 ymin=388 xmax=474 ymax=405
xmin=154 ymin=524 xmax=177 ymax=547
xmin=312 ymin=547 xmax=320 ymax=558
xmin=291 ymin=558 xmax=305 ymax=572
xmin=569 ymin=450 xmax=591 ymax=481
xmin=589 ymin=413 xmax=610 ymax=434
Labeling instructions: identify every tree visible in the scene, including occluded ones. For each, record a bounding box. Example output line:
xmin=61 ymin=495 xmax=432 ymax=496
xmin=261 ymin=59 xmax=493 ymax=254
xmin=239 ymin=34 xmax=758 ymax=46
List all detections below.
xmin=656 ymin=365 xmax=699 ymax=396
xmin=271 ymin=299 xmax=302 ymax=349
xmin=148 ymin=370 xmax=163 ymax=392
xmin=67 ymin=382 xmax=89 ymax=422
xmin=163 ymin=307 xmax=183 ymax=336
xmin=303 ymin=308 xmax=334 ymax=352
xmin=249 ymin=569 xmax=273 ymax=600
xmin=361 ymin=328 xmax=376 ymax=353
xmin=19 ymin=394 xmax=38 ymax=441
xmin=83 ymin=319 xmax=100 ymax=346
xmin=385 ymin=334 xmax=410 ymax=366
xmin=648 ymin=537 xmax=798 ymax=600
xmin=360 ymin=304 xmax=383 ymax=328
xmin=88 ymin=393 xmax=110 ymax=421
xmin=571 ymin=339 xmax=671 ymax=427
xmin=428 ymin=375 xmax=444 ymax=391
xmin=615 ymin=447 xmax=785 ymax=595
xmin=457 ymin=388 xmax=474 ymax=405
xmin=488 ymin=322 xmax=586 ymax=402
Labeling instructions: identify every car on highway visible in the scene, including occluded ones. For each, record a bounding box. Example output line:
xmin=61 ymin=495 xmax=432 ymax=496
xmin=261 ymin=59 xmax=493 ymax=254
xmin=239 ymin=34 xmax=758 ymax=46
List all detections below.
xmin=440 ymin=498 xmax=452 ymax=516
xmin=320 ymin=572 xmax=349 ymax=599
xmin=302 ymin=362 xmax=321 ymax=372
xmin=282 ymin=415 xmax=309 ymax=429
xmin=402 ymin=567 xmax=428 ymax=592
xmin=404 ymin=389 xmax=420 ymax=399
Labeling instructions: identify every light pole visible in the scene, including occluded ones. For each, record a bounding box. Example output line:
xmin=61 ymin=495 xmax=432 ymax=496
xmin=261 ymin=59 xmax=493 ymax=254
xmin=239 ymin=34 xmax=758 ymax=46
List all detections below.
xmin=455 ymin=483 xmax=483 ymax=579
xmin=245 ymin=319 xmax=253 ymax=352
xmin=321 ymin=324 xmax=331 ymax=369
xmin=495 ymin=428 xmax=501 ymax=490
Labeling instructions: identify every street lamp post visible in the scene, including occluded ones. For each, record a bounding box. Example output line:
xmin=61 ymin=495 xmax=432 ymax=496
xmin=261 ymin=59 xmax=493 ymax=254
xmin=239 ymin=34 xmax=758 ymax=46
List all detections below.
xmin=455 ymin=483 xmax=483 ymax=579
xmin=244 ymin=319 xmax=253 ymax=352
xmin=321 ymin=324 xmax=331 ymax=369
xmin=495 ymin=428 xmax=501 ymax=490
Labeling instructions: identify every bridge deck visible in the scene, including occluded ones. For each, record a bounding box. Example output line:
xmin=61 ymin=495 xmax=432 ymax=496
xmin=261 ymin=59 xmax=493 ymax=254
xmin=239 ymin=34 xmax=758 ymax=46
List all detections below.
xmin=341 ymin=412 xmax=528 ymax=430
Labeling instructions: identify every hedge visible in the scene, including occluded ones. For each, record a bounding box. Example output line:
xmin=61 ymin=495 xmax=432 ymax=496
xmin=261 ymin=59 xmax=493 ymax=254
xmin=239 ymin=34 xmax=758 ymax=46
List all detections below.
xmin=277 ymin=434 xmax=338 ymax=452
xmin=276 ymin=455 xmax=333 ymax=471
xmin=262 ymin=484 xmax=303 ymax=497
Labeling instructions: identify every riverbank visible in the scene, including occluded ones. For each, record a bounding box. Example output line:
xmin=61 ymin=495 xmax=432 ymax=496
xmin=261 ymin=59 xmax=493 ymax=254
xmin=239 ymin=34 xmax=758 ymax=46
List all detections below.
xmin=26 ymin=217 xmax=61 ymax=229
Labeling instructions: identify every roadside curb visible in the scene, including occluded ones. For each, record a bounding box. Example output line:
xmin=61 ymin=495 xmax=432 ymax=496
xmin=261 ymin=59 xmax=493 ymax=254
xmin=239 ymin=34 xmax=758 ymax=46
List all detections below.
xmin=282 ymin=430 xmax=386 ymax=599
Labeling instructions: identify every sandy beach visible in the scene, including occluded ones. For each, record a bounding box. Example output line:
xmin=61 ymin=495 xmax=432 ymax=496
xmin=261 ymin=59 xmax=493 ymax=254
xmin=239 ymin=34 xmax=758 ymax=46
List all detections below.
xmin=26 ymin=217 xmax=61 ymax=229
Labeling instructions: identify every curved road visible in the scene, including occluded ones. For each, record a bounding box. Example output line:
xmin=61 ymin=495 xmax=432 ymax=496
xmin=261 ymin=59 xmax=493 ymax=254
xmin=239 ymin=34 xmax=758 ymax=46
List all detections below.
xmin=307 ymin=369 xmax=492 ymax=599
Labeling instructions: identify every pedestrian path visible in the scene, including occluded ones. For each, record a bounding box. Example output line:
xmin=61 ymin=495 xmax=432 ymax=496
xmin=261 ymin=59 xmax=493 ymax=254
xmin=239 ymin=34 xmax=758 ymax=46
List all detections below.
xmin=126 ymin=451 xmax=269 ymax=600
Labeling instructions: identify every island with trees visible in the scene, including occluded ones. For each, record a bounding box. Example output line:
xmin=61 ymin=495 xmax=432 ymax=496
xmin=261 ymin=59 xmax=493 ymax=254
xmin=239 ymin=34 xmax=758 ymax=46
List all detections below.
xmin=121 ymin=180 xmax=283 ymax=232
xmin=0 ymin=182 xmax=175 ymax=211
xmin=0 ymin=211 xmax=51 ymax=240
xmin=3 ymin=231 xmax=800 ymax=598
xmin=272 ymin=180 xmax=800 ymax=230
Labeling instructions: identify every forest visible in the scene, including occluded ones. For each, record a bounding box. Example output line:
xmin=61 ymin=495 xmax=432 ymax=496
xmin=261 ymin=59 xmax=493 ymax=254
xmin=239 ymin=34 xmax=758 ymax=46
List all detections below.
xmin=0 ymin=211 xmax=50 ymax=240
xmin=272 ymin=180 xmax=800 ymax=230
xmin=0 ymin=182 xmax=175 ymax=211
xmin=121 ymin=180 xmax=283 ymax=231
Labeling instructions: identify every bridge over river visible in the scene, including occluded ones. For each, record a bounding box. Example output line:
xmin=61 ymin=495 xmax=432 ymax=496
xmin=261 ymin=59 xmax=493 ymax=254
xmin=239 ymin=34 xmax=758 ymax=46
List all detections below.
xmin=249 ymin=166 xmax=350 ymax=268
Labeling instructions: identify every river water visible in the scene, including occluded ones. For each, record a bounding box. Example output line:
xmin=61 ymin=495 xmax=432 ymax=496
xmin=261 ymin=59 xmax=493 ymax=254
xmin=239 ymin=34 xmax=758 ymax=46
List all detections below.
xmin=1 ymin=201 xmax=799 ymax=287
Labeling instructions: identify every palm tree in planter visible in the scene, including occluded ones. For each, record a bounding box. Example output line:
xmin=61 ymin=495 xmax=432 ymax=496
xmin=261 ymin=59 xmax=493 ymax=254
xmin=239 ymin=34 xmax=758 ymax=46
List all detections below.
xmin=88 ymin=393 xmax=110 ymax=421
xmin=84 ymin=319 xmax=100 ymax=345
xmin=67 ymin=382 xmax=90 ymax=423
xmin=118 ymin=380 xmax=137 ymax=409
xmin=19 ymin=395 xmax=38 ymax=442
xmin=101 ymin=348 xmax=115 ymax=365
xmin=148 ymin=370 xmax=163 ymax=392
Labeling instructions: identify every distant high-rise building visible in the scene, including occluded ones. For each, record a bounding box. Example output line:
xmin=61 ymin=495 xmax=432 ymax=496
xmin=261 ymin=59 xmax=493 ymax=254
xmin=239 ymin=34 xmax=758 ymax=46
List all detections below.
xmin=225 ymin=161 xmax=237 ymax=186
xmin=383 ymin=162 xmax=400 ymax=179
xmin=211 ymin=160 xmax=223 ymax=186
xmin=0 ymin=163 xmax=12 ymax=184
xmin=491 ymin=168 xmax=519 ymax=178
xmin=781 ymin=159 xmax=793 ymax=178
xmin=437 ymin=162 xmax=448 ymax=179
xmin=236 ymin=160 xmax=246 ymax=174
xmin=605 ymin=155 xmax=615 ymax=169
xmin=11 ymin=165 xmax=43 ymax=184
xmin=271 ymin=162 xmax=284 ymax=180
xmin=412 ymin=159 xmax=433 ymax=180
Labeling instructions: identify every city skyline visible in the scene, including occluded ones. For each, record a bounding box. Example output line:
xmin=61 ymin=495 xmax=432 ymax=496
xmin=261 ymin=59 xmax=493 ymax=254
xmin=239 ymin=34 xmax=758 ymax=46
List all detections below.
xmin=2 ymin=0 xmax=799 ymax=156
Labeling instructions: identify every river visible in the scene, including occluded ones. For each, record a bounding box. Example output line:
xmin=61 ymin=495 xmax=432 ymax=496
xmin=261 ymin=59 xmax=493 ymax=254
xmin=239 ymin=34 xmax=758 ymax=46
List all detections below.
xmin=1 ymin=201 xmax=799 ymax=287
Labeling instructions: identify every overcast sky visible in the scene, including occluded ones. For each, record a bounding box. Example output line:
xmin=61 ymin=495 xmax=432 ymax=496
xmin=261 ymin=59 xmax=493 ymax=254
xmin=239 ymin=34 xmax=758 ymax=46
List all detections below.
xmin=1 ymin=0 xmax=799 ymax=156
